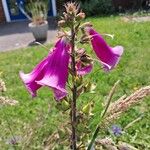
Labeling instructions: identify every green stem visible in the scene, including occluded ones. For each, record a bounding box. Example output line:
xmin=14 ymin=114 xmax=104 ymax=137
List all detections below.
xmin=70 ymin=24 xmax=77 ymax=150
xmin=87 ymin=80 xmax=120 ymax=149
xmin=101 ymin=80 xmax=120 ymax=118
xmin=87 ymin=125 xmax=100 ymax=150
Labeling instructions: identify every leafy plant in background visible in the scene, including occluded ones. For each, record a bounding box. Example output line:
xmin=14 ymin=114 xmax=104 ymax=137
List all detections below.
xmin=79 ymin=0 xmax=114 ymax=16
xmin=27 ymin=0 xmax=48 ymax=25
xmin=19 ymin=2 xmax=150 ymax=150
xmin=19 ymin=0 xmax=49 ymax=25
xmin=18 ymin=0 xmax=49 ymax=41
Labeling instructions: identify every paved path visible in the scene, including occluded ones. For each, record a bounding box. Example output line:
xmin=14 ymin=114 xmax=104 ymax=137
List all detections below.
xmin=0 ymin=19 xmax=57 ymax=52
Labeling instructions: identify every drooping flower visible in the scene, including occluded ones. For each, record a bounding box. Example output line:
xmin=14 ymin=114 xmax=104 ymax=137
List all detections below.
xmin=19 ymin=38 xmax=70 ymax=100
xmin=86 ymin=27 xmax=124 ymax=71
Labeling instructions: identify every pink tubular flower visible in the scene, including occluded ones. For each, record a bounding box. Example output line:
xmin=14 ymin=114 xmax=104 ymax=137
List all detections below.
xmin=19 ymin=38 xmax=70 ymax=100
xmin=87 ymin=27 xmax=124 ymax=71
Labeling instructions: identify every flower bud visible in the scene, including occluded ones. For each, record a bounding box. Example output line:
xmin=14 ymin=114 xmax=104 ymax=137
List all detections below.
xmin=77 ymin=86 xmax=84 ymax=97
xmin=65 ymin=2 xmax=78 ymax=15
xmin=68 ymin=6 xmax=74 ymax=13
xmin=82 ymin=103 xmax=91 ymax=115
xmin=58 ymin=20 xmax=66 ymax=27
xmin=84 ymin=82 xmax=91 ymax=93
xmin=56 ymin=99 xmax=70 ymax=111
xmin=80 ymin=22 xmax=93 ymax=29
xmin=80 ymin=34 xmax=90 ymax=44
xmin=82 ymin=102 xmax=94 ymax=116
xmin=63 ymin=12 xmax=68 ymax=20
xmin=57 ymin=31 xmax=66 ymax=38
xmin=80 ymin=54 xmax=93 ymax=64
xmin=76 ymin=48 xmax=85 ymax=56
xmin=76 ymin=12 xmax=85 ymax=21
xmin=84 ymin=82 xmax=96 ymax=93
xmin=75 ymin=76 xmax=83 ymax=87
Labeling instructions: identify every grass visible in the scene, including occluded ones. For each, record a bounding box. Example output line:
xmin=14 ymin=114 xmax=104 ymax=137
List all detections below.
xmin=0 ymin=16 xmax=150 ymax=149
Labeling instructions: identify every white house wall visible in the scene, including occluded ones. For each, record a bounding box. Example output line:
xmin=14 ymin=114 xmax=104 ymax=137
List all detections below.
xmin=2 ymin=0 xmax=10 ymax=22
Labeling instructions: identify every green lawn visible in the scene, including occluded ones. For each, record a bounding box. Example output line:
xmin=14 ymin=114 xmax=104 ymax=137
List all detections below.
xmin=0 ymin=16 xmax=150 ymax=149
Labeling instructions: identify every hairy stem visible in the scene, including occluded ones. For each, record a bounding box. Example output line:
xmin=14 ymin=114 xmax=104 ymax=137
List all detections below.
xmin=70 ymin=24 xmax=77 ymax=150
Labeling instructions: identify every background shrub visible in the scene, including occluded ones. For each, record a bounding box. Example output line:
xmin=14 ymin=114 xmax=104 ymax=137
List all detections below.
xmin=79 ymin=0 xmax=115 ymax=16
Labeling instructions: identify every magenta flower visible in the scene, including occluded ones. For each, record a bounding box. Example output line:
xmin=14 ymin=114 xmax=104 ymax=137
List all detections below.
xmin=87 ymin=27 xmax=124 ymax=71
xmin=20 ymin=39 xmax=70 ymax=100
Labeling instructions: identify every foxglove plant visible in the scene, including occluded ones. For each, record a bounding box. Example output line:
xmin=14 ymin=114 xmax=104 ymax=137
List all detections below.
xmin=19 ymin=2 xmax=124 ymax=149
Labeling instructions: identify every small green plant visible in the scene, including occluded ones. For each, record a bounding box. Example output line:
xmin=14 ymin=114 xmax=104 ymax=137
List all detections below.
xmin=26 ymin=0 xmax=48 ymax=25
xmin=18 ymin=0 xmax=48 ymax=25
xmin=79 ymin=0 xmax=114 ymax=16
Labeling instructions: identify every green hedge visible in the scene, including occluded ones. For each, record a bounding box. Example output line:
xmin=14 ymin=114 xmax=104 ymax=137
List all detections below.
xmin=79 ymin=0 xmax=114 ymax=16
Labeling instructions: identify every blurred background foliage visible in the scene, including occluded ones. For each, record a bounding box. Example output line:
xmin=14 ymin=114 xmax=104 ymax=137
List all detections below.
xmin=77 ymin=0 xmax=150 ymax=16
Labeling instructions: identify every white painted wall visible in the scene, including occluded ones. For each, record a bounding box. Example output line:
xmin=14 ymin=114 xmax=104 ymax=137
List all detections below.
xmin=2 ymin=0 xmax=11 ymax=22
xmin=52 ymin=0 xmax=57 ymax=16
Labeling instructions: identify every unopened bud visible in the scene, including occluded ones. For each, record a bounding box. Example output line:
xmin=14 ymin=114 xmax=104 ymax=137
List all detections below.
xmin=84 ymin=82 xmax=96 ymax=93
xmin=80 ymin=35 xmax=90 ymax=44
xmin=84 ymin=82 xmax=91 ymax=93
xmin=63 ymin=12 xmax=68 ymax=20
xmin=77 ymin=48 xmax=85 ymax=56
xmin=90 ymin=84 xmax=96 ymax=93
xmin=58 ymin=20 xmax=66 ymax=27
xmin=82 ymin=102 xmax=94 ymax=116
xmin=75 ymin=76 xmax=83 ymax=86
xmin=68 ymin=5 xmax=74 ymax=12
xmin=80 ymin=54 xmax=93 ymax=64
xmin=76 ymin=12 xmax=85 ymax=21
xmin=65 ymin=2 xmax=78 ymax=15
xmin=57 ymin=31 xmax=66 ymax=38
xmin=82 ymin=103 xmax=91 ymax=115
xmin=80 ymin=22 xmax=93 ymax=29
xmin=56 ymin=99 xmax=70 ymax=111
